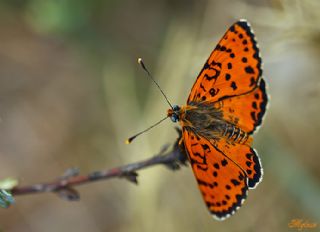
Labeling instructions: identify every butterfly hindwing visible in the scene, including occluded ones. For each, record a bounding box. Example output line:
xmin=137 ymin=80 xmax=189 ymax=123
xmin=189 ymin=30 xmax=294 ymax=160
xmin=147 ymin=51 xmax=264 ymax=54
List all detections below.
xmin=183 ymin=129 xmax=248 ymax=220
xmin=211 ymin=138 xmax=263 ymax=189
xmin=187 ymin=20 xmax=262 ymax=104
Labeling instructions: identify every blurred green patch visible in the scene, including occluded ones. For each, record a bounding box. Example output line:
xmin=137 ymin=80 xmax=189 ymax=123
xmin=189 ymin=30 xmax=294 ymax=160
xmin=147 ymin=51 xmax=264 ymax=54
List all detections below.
xmin=0 ymin=190 xmax=14 ymax=208
xmin=26 ymin=0 xmax=91 ymax=34
xmin=0 ymin=178 xmax=18 ymax=190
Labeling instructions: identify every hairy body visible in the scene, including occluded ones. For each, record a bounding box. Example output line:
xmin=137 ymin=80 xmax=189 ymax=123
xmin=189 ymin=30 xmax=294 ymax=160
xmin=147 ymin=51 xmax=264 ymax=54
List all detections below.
xmin=168 ymin=102 xmax=251 ymax=146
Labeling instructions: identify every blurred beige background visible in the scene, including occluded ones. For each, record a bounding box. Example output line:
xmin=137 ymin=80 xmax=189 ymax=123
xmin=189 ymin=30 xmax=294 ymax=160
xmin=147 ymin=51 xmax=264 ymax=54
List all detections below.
xmin=0 ymin=0 xmax=319 ymax=231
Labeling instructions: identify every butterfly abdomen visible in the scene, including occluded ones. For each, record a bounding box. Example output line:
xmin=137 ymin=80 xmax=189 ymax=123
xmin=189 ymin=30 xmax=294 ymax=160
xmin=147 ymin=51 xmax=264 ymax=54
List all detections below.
xmin=221 ymin=123 xmax=250 ymax=144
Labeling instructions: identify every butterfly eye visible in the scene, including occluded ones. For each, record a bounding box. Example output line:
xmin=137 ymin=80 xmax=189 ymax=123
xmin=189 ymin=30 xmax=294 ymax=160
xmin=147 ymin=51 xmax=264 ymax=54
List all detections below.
xmin=172 ymin=105 xmax=180 ymax=112
xmin=170 ymin=114 xmax=179 ymax=123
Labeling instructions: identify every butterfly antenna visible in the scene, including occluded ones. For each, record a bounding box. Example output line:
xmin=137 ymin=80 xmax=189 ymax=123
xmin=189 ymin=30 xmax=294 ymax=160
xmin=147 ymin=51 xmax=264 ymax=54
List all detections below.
xmin=125 ymin=115 xmax=169 ymax=144
xmin=138 ymin=58 xmax=174 ymax=109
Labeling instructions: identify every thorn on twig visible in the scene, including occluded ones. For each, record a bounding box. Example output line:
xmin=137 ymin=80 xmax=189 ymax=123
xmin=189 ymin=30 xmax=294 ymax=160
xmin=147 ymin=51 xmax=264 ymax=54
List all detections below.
xmin=88 ymin=171 xmax=104 ymax=181
xmin=56 ymin=187 xmax=80 ymax=201
xmin=60 ymin=167 xmax=80 ymax=180
xmin=163 ymin=161 xmax=181 ymax=170
xmin=122 ymin=172 xmax=139 ymax=185
xmin=159 ymin=144 xmax=170 ymax=154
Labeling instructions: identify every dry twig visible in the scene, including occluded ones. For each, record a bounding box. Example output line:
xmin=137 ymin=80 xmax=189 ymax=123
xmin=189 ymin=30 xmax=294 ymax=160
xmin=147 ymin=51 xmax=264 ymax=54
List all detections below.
xmin=11 ymin=129 xmax=187 ymax=201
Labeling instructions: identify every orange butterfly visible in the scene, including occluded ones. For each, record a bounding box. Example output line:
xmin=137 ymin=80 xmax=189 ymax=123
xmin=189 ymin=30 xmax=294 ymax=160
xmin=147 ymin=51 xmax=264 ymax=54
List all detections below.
xmin=129 ymin=19 xmax=268 ymax=220
xmin=167 ymin=19 xmax=268 ymax=220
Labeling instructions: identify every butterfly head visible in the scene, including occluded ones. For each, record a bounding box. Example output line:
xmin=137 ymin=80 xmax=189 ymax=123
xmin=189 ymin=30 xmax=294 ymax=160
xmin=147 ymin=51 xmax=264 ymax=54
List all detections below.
xmin=167 ymin=105 xmax=181 ymax=123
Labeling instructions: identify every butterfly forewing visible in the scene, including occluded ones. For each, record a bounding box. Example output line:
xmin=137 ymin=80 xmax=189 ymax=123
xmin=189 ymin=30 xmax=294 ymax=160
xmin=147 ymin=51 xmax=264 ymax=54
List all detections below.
xmin=187 ymin=20 xmax=262 ymax=104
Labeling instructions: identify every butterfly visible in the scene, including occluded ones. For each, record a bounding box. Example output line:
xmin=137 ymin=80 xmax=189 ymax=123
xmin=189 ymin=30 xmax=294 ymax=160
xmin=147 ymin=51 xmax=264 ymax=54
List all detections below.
xmin=166 ymin=19 xmax=268 ymax=220
xmin=127 ymin=19 xmax=268 ymax=220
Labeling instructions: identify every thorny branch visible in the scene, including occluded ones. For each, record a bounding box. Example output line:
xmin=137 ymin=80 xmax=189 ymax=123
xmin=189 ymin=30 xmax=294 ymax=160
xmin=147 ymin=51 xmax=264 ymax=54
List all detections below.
xmin=10 ymin=129 xmax=188 ymax=201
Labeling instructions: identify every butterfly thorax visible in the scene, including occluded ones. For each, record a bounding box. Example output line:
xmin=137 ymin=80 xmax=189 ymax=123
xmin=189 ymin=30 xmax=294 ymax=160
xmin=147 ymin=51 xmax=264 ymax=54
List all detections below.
xmin=168 ymin=102 xmax=251 ymax=145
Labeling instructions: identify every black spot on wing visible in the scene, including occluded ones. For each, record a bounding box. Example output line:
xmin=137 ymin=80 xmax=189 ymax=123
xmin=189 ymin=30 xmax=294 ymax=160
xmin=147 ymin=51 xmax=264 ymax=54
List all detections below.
xmin=231 ymin=179 xmax=240 ymax=186
xmin=246 ymin=153 xmax=253 ymax=160
xmin=209 ymin=88 xmax=217 ymax=97
xmin=197 ymin=164 xmax=208 ymax=171
xmin=197 ymin=179 xmax=214 ymax=188
xmin=252 ymin=101 xmax=257 ymax=109
xmin=249 ymin=77 xmax=256 ymax=87
xmin=245 ymin=66 xmax=255 ymax=74
xmin=238 ymin=173 xmax=245 ymax=181
xmin=201 ymin=144 xmax=210 ymax=151
xmin=250 ymin=112 xmax=257 ymax=121
xmin=221 ymin=159 xmax=228 ymax=166
xmin=231 ymin=81 xmax=237 ymax=90
xmin=200 ymin=83 xmax=206 ymax=92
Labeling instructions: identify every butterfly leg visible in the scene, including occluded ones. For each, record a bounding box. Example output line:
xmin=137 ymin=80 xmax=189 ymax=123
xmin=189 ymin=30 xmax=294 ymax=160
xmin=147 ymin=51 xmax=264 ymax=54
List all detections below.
xmin=178 ymin=137 xmax=187 ymax=157
xmin=178 ymin=137 xmax=184 ymax=147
